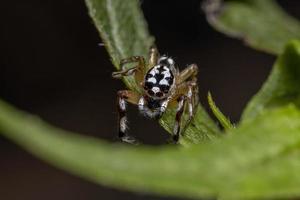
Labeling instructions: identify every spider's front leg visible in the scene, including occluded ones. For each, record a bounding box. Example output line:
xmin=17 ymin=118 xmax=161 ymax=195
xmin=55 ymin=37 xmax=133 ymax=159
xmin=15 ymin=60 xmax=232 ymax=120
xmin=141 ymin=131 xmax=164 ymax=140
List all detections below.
xmin=117 ymin=90 xmax=141 ymax=144
xmin=112 ymin=56 xmax=146 ymax=83
xmin=148 ymin=45 xmax=159 ymax=68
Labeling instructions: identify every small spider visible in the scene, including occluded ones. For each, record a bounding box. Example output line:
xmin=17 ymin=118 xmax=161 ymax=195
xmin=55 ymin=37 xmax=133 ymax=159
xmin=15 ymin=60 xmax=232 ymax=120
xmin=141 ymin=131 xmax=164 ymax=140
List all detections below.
xmin=112 ymin=46 xmax=199 ymax=144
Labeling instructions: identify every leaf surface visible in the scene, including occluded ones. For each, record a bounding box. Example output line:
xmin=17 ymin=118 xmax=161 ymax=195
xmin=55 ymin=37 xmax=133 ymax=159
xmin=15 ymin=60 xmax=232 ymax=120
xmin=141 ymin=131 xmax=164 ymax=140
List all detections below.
xmin=203 ymin=0 xmax=300 ymax=54
xmin=242 ymin=40 xmax=300 ymax=122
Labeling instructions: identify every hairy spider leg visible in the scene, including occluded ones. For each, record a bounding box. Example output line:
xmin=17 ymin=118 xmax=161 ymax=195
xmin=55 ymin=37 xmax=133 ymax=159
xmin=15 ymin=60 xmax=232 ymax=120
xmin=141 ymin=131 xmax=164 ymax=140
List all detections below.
xmin=165 ymin=64 xmax=199 ymax=143
xmin=177 ymin=64 xmax=199 ymax=119
xmin=177 ymin=64 xmax=198 ymax=84
xmin=112 ymin=47 xmax=160 ymax=83
xmin=174 ymin=80 xmax=198 ymax=114
xmin=165 ymin=80 xmax=197 ymax=142
xmin=112 ymin=56 xmax=146 ymax=84
xmin=148 ymin=46 xmax=159 ymax=68
xmin=191 ymin=79 xmax=199 ymax=117
xmin=117 ymin=90 xmax=141 ymax=144
xmin=173 ymin=96 xmax=186 ymax=143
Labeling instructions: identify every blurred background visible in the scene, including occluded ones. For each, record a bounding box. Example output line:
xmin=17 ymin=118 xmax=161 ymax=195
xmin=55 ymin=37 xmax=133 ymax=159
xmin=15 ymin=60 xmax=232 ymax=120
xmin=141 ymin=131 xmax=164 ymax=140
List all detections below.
xmin=0 ymin=0 xmax=299 ymax=199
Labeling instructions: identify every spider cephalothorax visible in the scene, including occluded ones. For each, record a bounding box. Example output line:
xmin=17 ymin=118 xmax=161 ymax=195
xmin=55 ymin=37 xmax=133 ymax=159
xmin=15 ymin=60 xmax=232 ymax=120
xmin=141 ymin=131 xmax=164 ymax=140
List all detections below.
xmin=112 ymin=47 xmax=198 ymax=144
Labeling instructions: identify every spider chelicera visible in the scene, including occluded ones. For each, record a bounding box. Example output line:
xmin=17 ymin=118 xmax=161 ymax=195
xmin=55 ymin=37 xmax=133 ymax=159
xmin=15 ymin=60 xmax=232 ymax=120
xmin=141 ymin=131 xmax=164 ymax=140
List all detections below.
xmin=112 ymin=46 xmax=199 ymax=144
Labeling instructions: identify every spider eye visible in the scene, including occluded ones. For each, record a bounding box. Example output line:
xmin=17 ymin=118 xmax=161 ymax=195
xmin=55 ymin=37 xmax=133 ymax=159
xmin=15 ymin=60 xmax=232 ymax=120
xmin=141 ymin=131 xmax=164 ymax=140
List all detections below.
xmin=156 ymin=92 xmax=163 ymax=97
xmin=148 ymin=90 xmax=154 ymax=96
xmin=160 ymin=85 xmax=170 ymax=93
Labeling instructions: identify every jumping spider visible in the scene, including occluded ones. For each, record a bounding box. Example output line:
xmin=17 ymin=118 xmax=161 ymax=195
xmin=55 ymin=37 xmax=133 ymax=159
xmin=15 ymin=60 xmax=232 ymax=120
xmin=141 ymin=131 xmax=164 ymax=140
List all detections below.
xmin=112 ymin=46 xmax=199 ymax=144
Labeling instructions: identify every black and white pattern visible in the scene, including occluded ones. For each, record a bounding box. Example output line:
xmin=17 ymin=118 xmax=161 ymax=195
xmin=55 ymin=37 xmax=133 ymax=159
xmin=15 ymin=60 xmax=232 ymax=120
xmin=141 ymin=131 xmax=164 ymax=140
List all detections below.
xmin=144 ymin=57 xmax=175 ymax=99
xmin=138 ymin=96 xmax=166 ymax=119
xmin=117 ymin=95 xmax=127 ymax=137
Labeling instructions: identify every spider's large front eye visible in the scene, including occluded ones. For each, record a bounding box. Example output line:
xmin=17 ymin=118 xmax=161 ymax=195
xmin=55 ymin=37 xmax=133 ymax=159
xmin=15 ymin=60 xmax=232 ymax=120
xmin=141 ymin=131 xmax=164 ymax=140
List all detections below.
xmin=160 ymin=85 xmax=170 ymax=93
xmin=148 ymin=90 xmax=154 ymax=96
xmin=156 ymin=92 xmax=163 ymax=98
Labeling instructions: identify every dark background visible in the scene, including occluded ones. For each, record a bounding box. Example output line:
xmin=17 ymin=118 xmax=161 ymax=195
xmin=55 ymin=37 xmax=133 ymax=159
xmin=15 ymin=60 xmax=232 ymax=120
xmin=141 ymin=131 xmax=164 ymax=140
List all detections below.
xmin=0 ymin=0 xmax=299 ymax=199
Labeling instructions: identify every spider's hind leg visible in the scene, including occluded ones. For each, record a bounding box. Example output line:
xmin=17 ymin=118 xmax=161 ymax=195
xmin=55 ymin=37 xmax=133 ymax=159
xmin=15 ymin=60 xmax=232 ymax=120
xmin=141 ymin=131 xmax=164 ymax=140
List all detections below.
xmin=172 ymin=95 xmax=187 ymax=143
xmin=177 ymin=63 xmax=198 ymax=84
xmin=148 ymin=45 xmax=159 ymax=68
xmin=186 ymin=80 xmax=199 ymax=121
xmin=117 ymin=90 xmax=141 ymax=145
xmin=177 ymin=63 xmax=199 ymax=121
xmin=171 ymin=83 xmax=198 ymax=144
xmin=171 ymin=64 xmax=199 ymax=143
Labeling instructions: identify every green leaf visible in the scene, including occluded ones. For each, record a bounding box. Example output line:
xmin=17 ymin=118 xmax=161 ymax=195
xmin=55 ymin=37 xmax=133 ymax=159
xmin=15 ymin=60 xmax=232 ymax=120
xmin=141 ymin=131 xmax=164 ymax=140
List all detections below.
xmin=2 ymin=98 xmax=300 ymax=199
xmin=85 ymin=0 xmax=221 ymax=143
xmin=242 ymin=40 xmax=300 ymax=122
xmin=203 ymin=0 xmax=300 ymax=54
xmin=207 ymin=92 xmax=234 ymax=131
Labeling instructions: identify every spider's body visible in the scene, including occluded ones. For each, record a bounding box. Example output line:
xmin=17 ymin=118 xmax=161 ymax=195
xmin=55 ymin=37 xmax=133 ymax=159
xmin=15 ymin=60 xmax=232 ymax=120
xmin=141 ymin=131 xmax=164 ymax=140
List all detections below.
xmin=112 ymin=47 xmax=198 ymax=144
xmin=139 ymin=57 xmax=176 ymax=119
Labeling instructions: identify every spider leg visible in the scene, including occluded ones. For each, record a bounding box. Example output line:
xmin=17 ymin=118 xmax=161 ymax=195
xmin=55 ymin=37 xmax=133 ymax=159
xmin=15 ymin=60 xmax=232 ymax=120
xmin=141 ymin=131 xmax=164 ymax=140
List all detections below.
xmin=177 ymin=64 xmax=198 ymax=84
xmin=187 ymin=80 xmax=198 ymax=120
xmin=112 ymin=56 xmax=146 ymax=84
xmin=169 ymin=79 xmax=199 ymax=143
xmin=148 ymin=45 xmax=159 ymax=68
xmin=172 ymin=79 xmax=198 ymax=117
xmin=173 ymin=96 xmax=187 ymax=143
xmin=175 ymin=63 xmax=199 ymax=123
xmin=117 ymin=90 xmax=140 ymax=144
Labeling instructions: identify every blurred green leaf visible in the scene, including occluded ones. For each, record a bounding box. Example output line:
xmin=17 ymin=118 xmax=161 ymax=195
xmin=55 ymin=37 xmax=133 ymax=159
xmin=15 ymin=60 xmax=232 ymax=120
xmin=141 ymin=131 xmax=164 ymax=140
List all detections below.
xmin=2 ymin=98 xmax=300 ymax=199
xmin=85 ymin=0 xmax=220 ymax=144
xmin=203 ymin=0 xmax=300 ymax=54
xmin=242 ymin=40 xmax=300 ymax=122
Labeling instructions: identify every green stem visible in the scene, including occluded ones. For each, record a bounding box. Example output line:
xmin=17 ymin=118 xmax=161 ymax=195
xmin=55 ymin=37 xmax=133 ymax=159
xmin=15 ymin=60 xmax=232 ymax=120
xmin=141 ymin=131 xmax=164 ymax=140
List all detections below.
xmin=207 ymin=92 xmax=234 ymax=131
